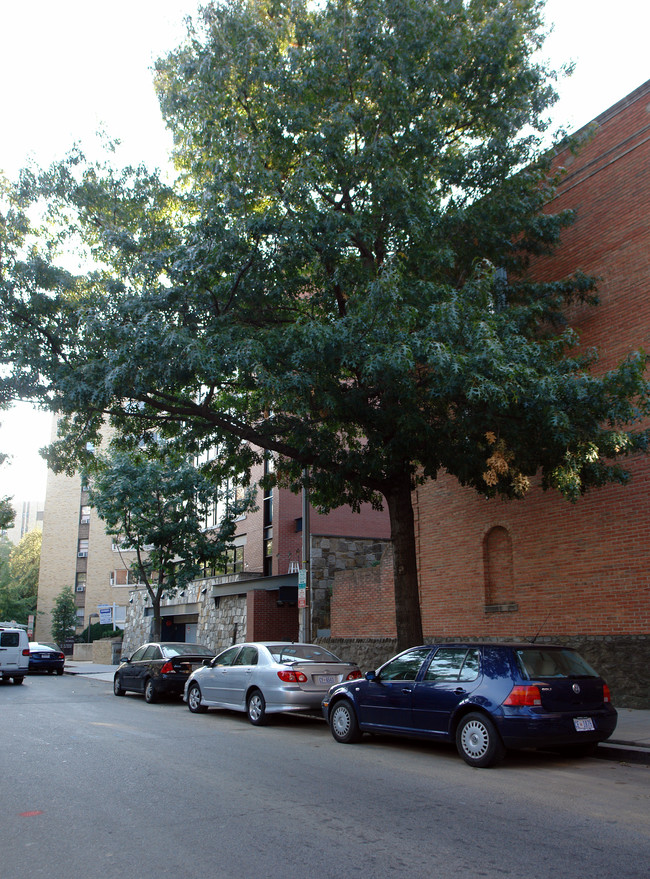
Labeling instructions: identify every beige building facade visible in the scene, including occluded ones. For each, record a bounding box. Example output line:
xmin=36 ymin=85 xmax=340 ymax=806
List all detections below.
xmin=35 ymin=420 xmax=131 ymax=642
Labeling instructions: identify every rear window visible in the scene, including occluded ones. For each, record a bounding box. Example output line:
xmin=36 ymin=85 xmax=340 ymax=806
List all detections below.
xmin=515 ymin=648 xmax=599 ymax=680
xmin=268 ymin=645 xmax=340 ymax=663
xmin=1 ymin=632 xmax=20 ymax=647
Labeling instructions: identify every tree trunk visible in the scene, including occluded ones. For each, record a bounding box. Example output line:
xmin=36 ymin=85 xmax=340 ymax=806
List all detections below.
xmin=151 ymin=591 xmax=162 ymax=642
xmin=385 ymin=475 xmax=424 ymax=652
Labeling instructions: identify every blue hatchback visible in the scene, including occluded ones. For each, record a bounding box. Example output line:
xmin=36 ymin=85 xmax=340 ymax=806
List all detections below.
xmin=322 ymin=643 xmax=617 ymax=767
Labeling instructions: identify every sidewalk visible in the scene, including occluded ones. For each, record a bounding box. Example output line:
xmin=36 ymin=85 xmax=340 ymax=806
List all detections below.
xmin=64 ymin=661 xmax=650 ymax=763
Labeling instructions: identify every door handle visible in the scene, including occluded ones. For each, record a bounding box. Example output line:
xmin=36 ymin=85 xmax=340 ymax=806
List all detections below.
xmin=401 ymin=687 xmax=413 ymax=694
xmin=454 ymin=688 xmax=467 ymax=695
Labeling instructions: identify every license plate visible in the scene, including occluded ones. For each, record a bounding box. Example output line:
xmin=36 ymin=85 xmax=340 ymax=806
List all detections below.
xmin=573 ymin=717 xmax=595 ymax=732
xmin=317 ymin=675 xmax=337 ymax=685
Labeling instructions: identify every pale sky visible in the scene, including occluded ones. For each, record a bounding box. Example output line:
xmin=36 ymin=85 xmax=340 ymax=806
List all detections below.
xmin=0 ymin=0 xmax=649 ymax=502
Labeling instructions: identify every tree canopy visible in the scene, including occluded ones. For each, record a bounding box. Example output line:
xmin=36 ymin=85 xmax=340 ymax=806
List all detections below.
xmin=1 ymin=0 xmax=648 ymax=649
xmin=0 ymin=530 xmax=41 ymax=624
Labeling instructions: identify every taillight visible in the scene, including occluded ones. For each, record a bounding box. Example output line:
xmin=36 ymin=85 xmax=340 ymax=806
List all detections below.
xmin=346 ymin=670 xmax=362 ymax=681
xmin=603 ymin=684 xmax=611 ymax=703
xmin=58 ymin=653 xmax=65 ymax=661
xmin=503 ymin=684 xmax=542 ymax=707
xmin=277 ymin=670 xmax=308 ymax=683
xmin=22 ymin=649 xmax=30 ymax=657
xmin=160 ymin=661 xmax=174 ymax=674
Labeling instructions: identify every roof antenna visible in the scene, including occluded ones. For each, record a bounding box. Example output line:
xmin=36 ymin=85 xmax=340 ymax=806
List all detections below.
xmin=530 ymin=611 xmax=551 ymax=644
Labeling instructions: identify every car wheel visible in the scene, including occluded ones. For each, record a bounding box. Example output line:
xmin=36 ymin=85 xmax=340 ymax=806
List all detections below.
xmin=187 ymin=683 xmax=207 ymax=713
xmin=144 ymin=678 xmax=157 ymax=704
xmin=247 ymin=689 xmax=268 ymax=725
xmin=456 ymin=712 xmax=505 ymax=768
xmin=329 ymin=699 xmax=362 ymax=744
xmin=56 ymin=668 xmax=64 ymax=676
xmin=113 ymin=675 xmax=125 ymax=696
xmin=12 ymin=676 xmax=24 ymax=685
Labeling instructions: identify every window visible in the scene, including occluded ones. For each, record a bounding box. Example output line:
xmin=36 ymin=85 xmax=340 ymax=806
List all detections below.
xmin=75 ymin=609 xmax=85 ymax=628
xmin=80 ymin=505 xmax=91 ymax=525
xmin=142 ymin=645 xmax=162 ymax=661
xmin=0 ymin=631 xmax=20 ymax=647
xmin=378 ymin=648 xmax=432 ymax=681
xmin=130 ymin=646 xmax=148 ymax=662
xmin=233 ymin=646 xmax=258 ymax=666
xmin=424 ymin=648 xmax=480 ymax=682
xmin=111 ymin=569 xmax=140 ymax=587
xmin=75 ymin=573 xmax=87 ymax=593
xmin=213 ymin=646 xmax=240 ymax=667
xmin=77 ymin=538 xmax=89 ymax=558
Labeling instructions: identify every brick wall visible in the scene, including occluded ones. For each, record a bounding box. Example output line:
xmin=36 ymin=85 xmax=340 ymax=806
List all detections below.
xmin=247 ymin=589 xmax=299 ymax=642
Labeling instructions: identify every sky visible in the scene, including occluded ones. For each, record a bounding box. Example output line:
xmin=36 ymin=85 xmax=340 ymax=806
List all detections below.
xmin=0 ymin=0 xmax=649 ymax=503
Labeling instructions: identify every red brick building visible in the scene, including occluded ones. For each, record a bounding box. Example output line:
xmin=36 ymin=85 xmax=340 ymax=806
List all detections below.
xmin=331 ymin=81 xmax=650 ymax=706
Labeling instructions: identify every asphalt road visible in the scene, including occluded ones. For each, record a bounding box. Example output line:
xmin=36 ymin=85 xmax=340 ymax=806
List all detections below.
xmin=1 ymin=674 xmax=649 ymax=879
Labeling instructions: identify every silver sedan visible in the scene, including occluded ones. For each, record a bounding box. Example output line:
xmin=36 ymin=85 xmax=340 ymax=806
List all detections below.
xmin=184 ymin=641 xmax=362 ymax=725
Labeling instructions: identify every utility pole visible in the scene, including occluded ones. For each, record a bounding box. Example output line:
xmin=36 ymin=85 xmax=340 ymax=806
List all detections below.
xmin=299 ymin=469 xmax=311 ymax=643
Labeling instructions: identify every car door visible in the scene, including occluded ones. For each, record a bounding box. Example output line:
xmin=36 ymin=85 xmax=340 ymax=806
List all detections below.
xmin=357 ymin=647 xmax=433 ymax=732
xmin=134 ymin=644 xmax=162 ymax=692
xmin=411 ymin=647 xmax=483 ymax=734
xmin=120 ymin=645 xmax=148 ymax=690
xmin=219 ymin=645 xmax=258 ymax=707
xmin=201 ymin=645 xmax=241 ymax=703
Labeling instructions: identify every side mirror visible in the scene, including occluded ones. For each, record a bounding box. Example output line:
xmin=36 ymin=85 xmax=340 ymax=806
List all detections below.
xmin=365 ymin=670 xmax=377 ymax=682
xmin=121 ymin=656 xmax=131 ymax=663
xmin=202 ymin=657 xmax=212 ymax=666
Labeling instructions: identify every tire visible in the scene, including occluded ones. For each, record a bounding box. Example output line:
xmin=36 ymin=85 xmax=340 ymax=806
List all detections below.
xmin=456 ymin=712 xmax=505 ymax=768
xmin=56 ymin=668 xmax=64 ymax=676
xmin=246 ymin=689 xmax=268 ymax=725
xmin=12 ymin=676 xmax=24 ymax=685
xmin=329 ymin=699 xmax=362 ymax=744
xmin=113 ymin=675 xmax=125 ymax=696
xmin=144 ymin=678 xmax=158 ymax=704
xmin=187 ymin=683 xmax=207 ymax=713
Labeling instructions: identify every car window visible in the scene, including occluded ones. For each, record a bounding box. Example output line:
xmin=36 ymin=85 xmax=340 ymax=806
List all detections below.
xmin=515 ymin=648 xmax=599 ymax=679
xmin=213 ymin=646 xmax=240 ymax=667
xmin=0 ymin=632 xmax=20 ymax=647
xmin=130 ymin=646 xmax=148 ymax=661
xmin=378 ymin=648 xmax=432 ymax=681
xmin=268 ymin=644 xmax=340 ymax=663
xmin=233 ymin=646 xmax=258 ymax=666
xmin=162 ymin=644 xmax=214 ymax=657
xmin=142 ymin=645 xmax=162 ymax=661
xmin=424 ymin=647 xmax=480 ymax=682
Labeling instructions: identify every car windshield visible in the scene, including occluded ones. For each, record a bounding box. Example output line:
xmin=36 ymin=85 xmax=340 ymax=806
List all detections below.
xmin=161 ymin=644 xmax=214 ymax=658
xmin=268 ymin=644 xmax=341 ymax=663
xmin=515 ymin=648 xmax=599 ymax=679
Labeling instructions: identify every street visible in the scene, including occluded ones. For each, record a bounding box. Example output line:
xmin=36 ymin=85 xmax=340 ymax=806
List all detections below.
xmin=1 ymin=674 xmax=649 ymax=879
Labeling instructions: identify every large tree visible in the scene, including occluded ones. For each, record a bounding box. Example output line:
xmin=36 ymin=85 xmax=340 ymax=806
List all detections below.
xmin=1 ymin=0 xmax=649 ymax=650
xmin=87 ymin=443 xmax=253 ymax=641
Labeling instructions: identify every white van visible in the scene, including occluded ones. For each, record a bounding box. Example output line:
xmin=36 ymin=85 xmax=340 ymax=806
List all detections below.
xmin=0 ymin=626 xmax=30 ymax=684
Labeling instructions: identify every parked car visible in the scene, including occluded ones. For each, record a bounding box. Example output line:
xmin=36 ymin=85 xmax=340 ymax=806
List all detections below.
xmin=0 ymin=625 xmax=30 ymax=684
xmin=113 ymin=642 xmax=215 ymax=703
xmin=28 ymin=642 xmax=65 ymax=675
xmin=184 ymin=641 xmax=362 ymax=724
xmin=322 ymin=642 xmax=618 ymax=768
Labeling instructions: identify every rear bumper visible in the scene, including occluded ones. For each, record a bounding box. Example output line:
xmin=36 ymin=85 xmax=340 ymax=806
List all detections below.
xmin=497 ymin=707 xmax=618 ymax=749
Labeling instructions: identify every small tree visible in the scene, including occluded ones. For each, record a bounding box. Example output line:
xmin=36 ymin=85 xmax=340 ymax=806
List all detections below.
xmin=51 ymin=587 xmax=77 ymax=648
xmin=88 ymin=443 xmax=254 ymax=641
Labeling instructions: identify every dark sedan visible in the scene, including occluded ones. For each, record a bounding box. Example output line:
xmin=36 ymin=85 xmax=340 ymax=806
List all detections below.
xmin=322 ymin=642 xmax=617 ymax=767
xmin=113 ymin=642 xmax=215 ymax=703
xmin=28 ymin=642 xmax=65 ymax=675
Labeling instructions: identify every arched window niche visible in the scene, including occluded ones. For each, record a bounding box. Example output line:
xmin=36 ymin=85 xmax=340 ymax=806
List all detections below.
xmin=483 ymin=526 xmax=518 ymax=614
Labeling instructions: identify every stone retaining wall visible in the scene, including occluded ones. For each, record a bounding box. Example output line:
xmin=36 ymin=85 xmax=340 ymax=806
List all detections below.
xmin=316 ymin=634 xmax=649 ymax=709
